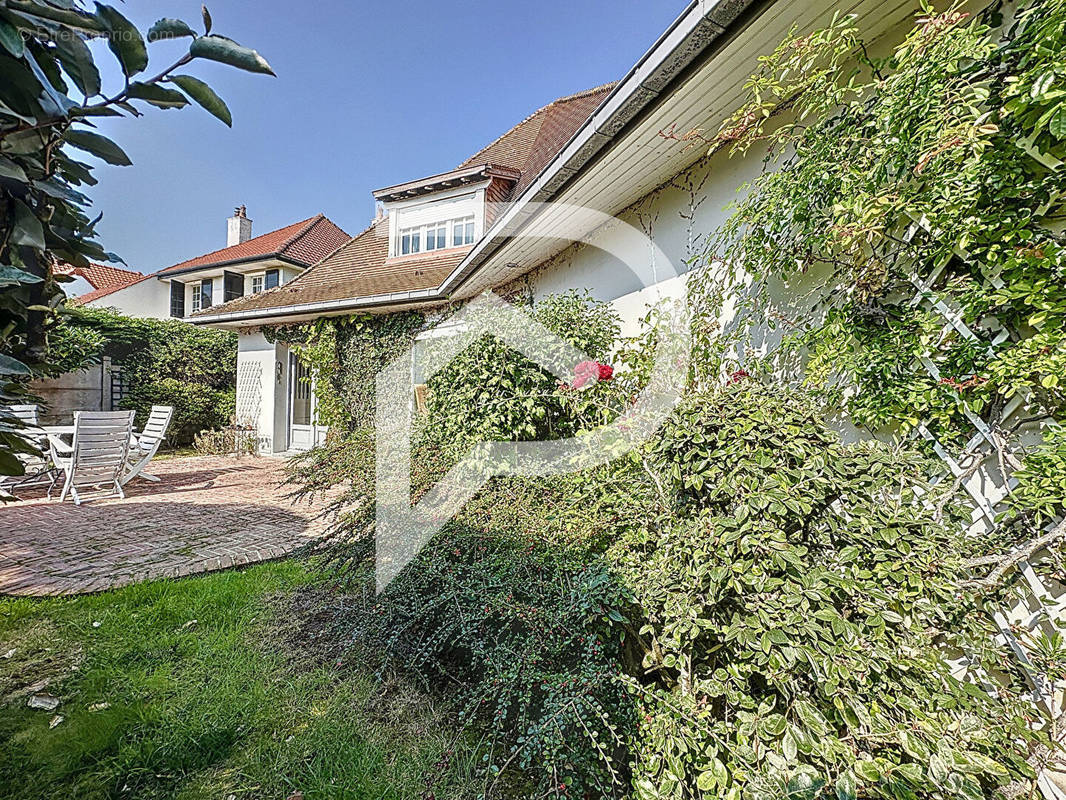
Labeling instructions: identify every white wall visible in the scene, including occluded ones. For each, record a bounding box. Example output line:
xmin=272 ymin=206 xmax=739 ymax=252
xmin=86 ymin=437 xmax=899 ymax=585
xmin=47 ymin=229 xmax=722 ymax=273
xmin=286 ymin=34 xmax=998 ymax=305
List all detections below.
xmin=83 ymin=276 xmax=171 ymax=319
xmin=236 ymin=329 xmax=290 ymax=454
xmin=521 ymin=140 xmax=768 ymax=342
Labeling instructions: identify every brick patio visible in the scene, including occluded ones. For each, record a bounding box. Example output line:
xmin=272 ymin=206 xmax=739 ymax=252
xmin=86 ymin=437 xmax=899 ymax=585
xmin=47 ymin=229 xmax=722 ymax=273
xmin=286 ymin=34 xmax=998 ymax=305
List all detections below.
xmin=0 ymin=456 xmax=335 ymax=596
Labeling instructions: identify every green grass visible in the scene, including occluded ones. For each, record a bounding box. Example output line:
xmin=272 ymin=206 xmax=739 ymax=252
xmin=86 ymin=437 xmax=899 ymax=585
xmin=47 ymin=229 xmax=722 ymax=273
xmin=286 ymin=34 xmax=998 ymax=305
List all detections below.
xmin=0 ymin=561 xmax=482 ymax=800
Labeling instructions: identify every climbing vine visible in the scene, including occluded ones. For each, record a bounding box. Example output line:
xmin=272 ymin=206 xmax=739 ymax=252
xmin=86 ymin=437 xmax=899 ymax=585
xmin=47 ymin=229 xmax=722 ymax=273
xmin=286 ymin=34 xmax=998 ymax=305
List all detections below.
xmin=691 ymin=0 xmax=1066 ymax=544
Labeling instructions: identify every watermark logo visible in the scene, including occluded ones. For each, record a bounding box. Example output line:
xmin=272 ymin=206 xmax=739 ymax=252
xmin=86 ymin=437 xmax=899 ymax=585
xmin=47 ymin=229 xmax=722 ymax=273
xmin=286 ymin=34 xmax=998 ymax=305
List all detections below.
xmin=375 ymin=203 xmax=690 ymax=591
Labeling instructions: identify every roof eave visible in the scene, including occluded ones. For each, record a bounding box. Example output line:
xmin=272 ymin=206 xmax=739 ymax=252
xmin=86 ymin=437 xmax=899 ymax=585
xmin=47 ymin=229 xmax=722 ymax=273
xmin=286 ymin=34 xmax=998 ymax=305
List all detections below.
xmin=189 ymin=287 xmax=445 ymax=327
xmin=438 ymin=0 xmax=763 ymax=295
xmin=372 ymin=164 xmax=521 ymax=202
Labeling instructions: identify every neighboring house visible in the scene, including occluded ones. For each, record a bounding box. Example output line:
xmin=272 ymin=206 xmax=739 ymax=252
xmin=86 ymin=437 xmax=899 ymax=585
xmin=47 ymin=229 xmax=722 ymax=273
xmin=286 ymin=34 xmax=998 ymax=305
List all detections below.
xmin=55 ymin=261 xmax=144 ymax=300
xmin=75 ymin=207 xmax=349 ymax=321
xmin=189 ymin=0 xmax=921 ymax=454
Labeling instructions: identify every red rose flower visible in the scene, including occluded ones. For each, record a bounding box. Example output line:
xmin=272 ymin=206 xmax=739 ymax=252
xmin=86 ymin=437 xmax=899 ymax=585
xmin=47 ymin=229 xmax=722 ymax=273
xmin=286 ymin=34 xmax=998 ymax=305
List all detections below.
xmin=571 ymin=360 xmax=614 ymax=388
xmin=727 ymin=369 xmax=750 ymax=385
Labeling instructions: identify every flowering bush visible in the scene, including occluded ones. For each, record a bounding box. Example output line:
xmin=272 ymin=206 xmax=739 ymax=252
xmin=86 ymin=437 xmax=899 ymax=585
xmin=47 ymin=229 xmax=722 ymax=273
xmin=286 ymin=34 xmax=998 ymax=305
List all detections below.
xmin=571 ymin=360 xmax=614 ymax=389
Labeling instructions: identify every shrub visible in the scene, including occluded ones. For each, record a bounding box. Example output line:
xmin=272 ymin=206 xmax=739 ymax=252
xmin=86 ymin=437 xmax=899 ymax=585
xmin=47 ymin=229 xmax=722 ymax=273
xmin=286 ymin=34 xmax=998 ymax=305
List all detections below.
xmin=617 ymin=382 xmax=1036 ymax=799
xmin=427 ymin=291 xmax=621 ymax=451
xmin=295 ymin=375 xmax=1044 ymax=798
xmin=47 ymin=307 xmax=237 ymax=445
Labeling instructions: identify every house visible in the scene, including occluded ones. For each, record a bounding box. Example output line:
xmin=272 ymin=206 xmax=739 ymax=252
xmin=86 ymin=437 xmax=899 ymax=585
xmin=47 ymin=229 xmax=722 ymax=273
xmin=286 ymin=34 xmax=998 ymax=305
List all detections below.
xmin=188 ymin=0 xmax=922 ymax=454
xmin=55 ymin=262 xmax=145 ymax=300
xmin=75 ymin=208 xmax=349 ymax=321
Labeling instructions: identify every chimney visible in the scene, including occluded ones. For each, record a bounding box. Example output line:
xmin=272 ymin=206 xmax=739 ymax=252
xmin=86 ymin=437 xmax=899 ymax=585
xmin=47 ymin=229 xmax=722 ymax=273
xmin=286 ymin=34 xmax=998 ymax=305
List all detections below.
xmin=227 ymin=205 xmax=252 ymax=246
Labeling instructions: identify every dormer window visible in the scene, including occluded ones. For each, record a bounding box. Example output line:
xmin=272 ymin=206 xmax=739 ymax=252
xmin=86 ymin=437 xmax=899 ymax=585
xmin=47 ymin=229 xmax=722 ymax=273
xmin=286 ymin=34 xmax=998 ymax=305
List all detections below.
xmin=453 ymin=217 xmax=475 ymax=247
xmin=400 ymin=228 xmax=421 ymax=255
xmin=397 ymin=214 xmax=477 ymax=256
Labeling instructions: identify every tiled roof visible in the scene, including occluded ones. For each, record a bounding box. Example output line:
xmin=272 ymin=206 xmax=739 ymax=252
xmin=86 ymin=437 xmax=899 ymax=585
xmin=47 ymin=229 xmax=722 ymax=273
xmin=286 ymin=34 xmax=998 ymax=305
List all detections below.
xmin=158 ymin=214 xmax=350 ymax=274
xmin=459 ymin=83 xmax=616 ymax=198
xmin=56 ymin=262 xmax=143 ymax=291
xmin=74 ymin=215 xmax=349 ymax=308
xmin=193 ymin=218 xmax=467 ymax=316
xmin=195 ymin=85 xmax=614 ymax=320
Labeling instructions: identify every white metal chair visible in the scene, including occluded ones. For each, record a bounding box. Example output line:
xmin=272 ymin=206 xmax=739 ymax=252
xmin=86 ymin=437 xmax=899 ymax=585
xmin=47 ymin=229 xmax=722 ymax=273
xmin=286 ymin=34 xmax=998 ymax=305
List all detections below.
xmin=0 ymin=404 xmax=52 ymax=491
xmin=48 ymin=410 xmax=135 ymax=505
xmin=121 ymin=405 xmax=173 ymax=486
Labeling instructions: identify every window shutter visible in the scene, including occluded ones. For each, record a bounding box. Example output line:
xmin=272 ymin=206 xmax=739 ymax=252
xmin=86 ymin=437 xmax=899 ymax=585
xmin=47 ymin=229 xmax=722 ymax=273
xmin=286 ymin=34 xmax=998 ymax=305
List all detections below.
xmin=265 ymin=269 xmax=280 ymax=289
xmin=169 ymin=281 xmax=185 ymax=318
xmin=223 ymin=270 xmax=244 ymax=302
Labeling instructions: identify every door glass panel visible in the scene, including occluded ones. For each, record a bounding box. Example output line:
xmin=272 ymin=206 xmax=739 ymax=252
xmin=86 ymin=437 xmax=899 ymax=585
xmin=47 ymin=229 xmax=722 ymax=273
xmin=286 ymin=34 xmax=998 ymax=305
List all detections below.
xmin=292 ymin=359 xmax=312 ymax=426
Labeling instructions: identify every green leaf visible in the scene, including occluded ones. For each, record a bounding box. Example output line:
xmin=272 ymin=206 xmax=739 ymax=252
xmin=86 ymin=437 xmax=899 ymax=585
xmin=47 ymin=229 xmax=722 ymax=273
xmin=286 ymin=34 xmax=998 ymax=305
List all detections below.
xmin=3 ymin=1 xmax=106 ymax=33
xmin=11 ymin=200 xmax=45 ymax=250
xmin=65 ymin=129 xmax=132 ymax=166
xmin=0 ymin=266 xmax=41 ymax=287
xmin=0 ymin=13 xmax=24 ymax=57
xmin=126 ymin=81 xmax=189 ymax=109
xmin=169 ymin=74 xmax=231 ymax=126
xmin=53 ymin=26 xmax=102 ymax=98
xmin=1049 ymin=105 xmax=1066 ymax=140
xmin=95 ymin=3 xmax=148 ymax=77
xmin=0 ymin=449 xmax=26 ymax=477
xmin=190 ymin=35 xmax=275 ymax=76
xmin=0 ymin=154 xmax=27 ymax=181
xmin=854 ymin=760 xmax=880 ymax=782
xmin=0 ymin=353 xmax=31 ymax=376
xmin=835 ymin=772 xmax=856 ymax=800
xmin=201 ymin=4 xmax=213 ymax=34
xmin=147 ymin=18 xmax=197 ymax=42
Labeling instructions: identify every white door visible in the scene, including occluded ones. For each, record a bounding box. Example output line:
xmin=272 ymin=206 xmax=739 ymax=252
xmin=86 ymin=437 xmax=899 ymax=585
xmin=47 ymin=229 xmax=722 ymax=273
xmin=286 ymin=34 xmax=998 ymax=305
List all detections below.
xmin=288 ymin=354 xmax=328 ymax=451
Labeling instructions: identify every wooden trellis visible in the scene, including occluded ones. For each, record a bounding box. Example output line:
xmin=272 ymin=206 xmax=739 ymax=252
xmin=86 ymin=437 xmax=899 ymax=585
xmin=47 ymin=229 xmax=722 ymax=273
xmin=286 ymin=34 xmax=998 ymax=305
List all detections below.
xmin=905 ymin=239 xmax=1065 ymax=795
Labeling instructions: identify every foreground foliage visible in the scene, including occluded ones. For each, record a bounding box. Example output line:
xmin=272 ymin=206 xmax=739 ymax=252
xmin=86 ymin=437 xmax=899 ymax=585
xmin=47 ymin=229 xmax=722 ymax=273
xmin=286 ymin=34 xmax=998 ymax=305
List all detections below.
xmin=0 ymin=0 xmax=272 ymax=474
xmin=294 ymin=337 xmax=1047 ymax=799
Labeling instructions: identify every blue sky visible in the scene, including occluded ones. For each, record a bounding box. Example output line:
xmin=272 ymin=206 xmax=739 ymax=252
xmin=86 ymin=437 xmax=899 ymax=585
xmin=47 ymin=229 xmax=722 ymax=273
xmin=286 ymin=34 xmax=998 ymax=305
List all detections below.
xmin=83 ymin=1 xmax=685 ymax=273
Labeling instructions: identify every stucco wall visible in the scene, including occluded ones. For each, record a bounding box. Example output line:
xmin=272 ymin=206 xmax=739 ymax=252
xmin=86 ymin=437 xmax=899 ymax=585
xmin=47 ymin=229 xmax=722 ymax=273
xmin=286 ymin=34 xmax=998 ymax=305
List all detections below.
xmin=83 ymin=276 xmax=171 ymax=320
xmin=236 ymin=329 xmax=290 ymax=454
xmin=518 ymin=139 xmax=767 ymax=344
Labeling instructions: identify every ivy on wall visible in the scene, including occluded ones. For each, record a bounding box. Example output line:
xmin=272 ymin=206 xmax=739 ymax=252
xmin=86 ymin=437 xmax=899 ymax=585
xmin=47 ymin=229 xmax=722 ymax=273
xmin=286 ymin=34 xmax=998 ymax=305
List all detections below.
xmin=690 ymin=0 xmax=1066 ymax=553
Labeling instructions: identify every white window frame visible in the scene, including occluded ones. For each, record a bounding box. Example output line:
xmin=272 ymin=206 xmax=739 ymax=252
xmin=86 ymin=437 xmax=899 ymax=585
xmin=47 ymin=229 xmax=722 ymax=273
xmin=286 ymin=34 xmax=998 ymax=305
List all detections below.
xmin=250 ymin=273 xmax=265 ymax=294
xmin=396 ymin=214 xmax=477 ymax=257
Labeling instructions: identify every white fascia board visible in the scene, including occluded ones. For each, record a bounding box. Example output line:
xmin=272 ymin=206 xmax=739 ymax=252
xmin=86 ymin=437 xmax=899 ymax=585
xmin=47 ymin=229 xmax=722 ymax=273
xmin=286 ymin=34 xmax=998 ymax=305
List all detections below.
xmin=189 ymin=287 xmax=441 ymax=327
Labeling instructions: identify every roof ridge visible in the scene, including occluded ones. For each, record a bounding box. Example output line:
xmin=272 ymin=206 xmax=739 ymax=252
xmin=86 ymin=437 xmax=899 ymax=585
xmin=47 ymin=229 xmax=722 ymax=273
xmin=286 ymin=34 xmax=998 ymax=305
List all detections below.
xmin=457 ymin=83 xmax=617 ymax=170
xmin=277 ymin=213 xmax=326 ymax=254
xmin=548 ymin=82 xmax=617 ymax=105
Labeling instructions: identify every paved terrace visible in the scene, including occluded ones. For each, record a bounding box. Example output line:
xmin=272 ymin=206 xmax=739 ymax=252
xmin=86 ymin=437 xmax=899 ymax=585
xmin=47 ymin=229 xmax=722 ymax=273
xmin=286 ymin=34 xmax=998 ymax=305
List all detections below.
xmin=0 ymin=456 xmax=334 ymax=596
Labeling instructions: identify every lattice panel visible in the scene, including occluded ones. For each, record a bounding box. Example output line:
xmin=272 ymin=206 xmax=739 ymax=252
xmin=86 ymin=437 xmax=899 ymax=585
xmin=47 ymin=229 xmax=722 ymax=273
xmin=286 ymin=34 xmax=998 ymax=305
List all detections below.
xmin=905 ymin=245 xmax=1065 ymax=796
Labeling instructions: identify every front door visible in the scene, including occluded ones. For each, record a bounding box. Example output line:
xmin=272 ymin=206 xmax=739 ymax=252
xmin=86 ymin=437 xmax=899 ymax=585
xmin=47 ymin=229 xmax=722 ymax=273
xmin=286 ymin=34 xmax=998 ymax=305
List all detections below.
xmin=288 ymin=354 xmax=328 ymax=451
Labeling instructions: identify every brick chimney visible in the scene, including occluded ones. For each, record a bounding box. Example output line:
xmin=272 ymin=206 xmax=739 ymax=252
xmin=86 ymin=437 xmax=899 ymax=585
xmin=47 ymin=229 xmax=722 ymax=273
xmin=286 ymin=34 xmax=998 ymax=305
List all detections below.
xmin=227 ymin=205 xmax=252 ymax=246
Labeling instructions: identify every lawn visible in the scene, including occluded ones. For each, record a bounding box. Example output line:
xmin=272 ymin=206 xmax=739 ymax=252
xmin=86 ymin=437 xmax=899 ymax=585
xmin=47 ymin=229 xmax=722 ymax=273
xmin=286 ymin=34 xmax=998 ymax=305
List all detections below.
xmin=0 ymin=560 xmax=481 ymax=800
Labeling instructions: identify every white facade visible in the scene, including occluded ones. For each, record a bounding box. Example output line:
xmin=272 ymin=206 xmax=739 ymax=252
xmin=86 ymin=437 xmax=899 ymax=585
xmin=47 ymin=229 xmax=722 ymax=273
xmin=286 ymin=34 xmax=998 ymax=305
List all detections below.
xmin=82 ymin=274 xmax=173 ymax=319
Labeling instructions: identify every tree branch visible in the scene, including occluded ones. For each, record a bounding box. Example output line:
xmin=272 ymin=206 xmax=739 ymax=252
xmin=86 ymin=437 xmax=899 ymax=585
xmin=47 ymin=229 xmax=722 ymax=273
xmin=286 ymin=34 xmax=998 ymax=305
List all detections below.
xmin=963 ymin=517 xmax=1066 ymax=592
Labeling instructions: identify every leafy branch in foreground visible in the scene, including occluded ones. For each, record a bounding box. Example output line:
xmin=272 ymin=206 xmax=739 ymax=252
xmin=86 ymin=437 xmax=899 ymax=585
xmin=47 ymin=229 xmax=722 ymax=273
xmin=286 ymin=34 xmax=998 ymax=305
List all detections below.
xmin=0 ymin=1 xmax=274 ymax=477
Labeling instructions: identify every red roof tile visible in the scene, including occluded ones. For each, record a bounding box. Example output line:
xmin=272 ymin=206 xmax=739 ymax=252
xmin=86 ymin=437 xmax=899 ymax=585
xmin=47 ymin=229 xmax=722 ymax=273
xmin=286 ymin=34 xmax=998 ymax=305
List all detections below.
xmin=56 ymin=262 xmax=144 ymax=291
xmin=158 ymin=214 xmax=350 ymax=274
